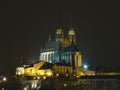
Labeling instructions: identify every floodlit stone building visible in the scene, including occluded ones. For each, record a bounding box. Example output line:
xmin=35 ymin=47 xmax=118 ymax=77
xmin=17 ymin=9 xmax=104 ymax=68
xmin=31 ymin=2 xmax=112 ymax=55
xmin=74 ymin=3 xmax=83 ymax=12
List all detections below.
xmin=16 ymin=26 xmax=95 ymax=77
xmin=78 ymin=75 xmax=120 ymax=90
xmin=39 ymin=26 xmax=82 ymax=70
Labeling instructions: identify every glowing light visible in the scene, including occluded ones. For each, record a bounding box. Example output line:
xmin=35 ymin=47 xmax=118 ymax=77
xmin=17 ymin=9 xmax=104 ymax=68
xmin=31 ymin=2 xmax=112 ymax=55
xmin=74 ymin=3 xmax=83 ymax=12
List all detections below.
xmin=64 ymin=83 xmax=67 ymax=87
xmin=49 ymin=61 xmax=52 ymax=63
xmin=76 ymin=75 xmax=79 ymax=78
xmin=65 ymin=73 xmax=69 ymax=77
xmin=83 ymin=64 xmax=88 ymax=69
xmin=33 ymin=77 xmax=36 ymax=80
xmin=23 ymin=86 xmax=28 ymax=90
xmin=74 ymin=74 xmax=76 ymax=77
xmin=37 ymin=76 xmax=40 ymax=80
xmin=69 ymin=30 xmax=75 ymax=35
xmin=56 ymin=73 xmax=59 ymax=77
xmin=3 ymin=77 xmax=7 ymax=81
xmin=32 ymin=82 xmax=37 ymax=89
xmin=16 ymin=67 xmax=24 ymax=75
xmin=56 ymin=29 xmax=62 ymax=34
xmin=43 ymin=76 xmax=46 ymax=80
xmin=46 ymin=71 xmax=52 ymax=76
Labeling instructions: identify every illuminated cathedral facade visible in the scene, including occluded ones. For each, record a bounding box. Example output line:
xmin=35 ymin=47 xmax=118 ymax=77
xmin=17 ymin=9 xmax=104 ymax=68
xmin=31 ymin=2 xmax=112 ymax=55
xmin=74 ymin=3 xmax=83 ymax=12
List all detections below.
xmin=16 ymin=26 xmax=95 ymax=77
xmin=39 ymin=26 xmax=82 ymax=70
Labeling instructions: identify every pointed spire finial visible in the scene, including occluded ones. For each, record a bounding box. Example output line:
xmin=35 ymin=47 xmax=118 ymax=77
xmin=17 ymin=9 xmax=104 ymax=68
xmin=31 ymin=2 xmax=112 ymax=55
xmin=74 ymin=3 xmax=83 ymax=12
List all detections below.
xmin=20 ymin=56 xmax=23 ymax=65
xmin=70 ymin=12 xmax=74 ymax=29
xmin=48 ymin=34 xmax=51 ymax=41
xmin=58 ymin=8 xmax=62 ymax=29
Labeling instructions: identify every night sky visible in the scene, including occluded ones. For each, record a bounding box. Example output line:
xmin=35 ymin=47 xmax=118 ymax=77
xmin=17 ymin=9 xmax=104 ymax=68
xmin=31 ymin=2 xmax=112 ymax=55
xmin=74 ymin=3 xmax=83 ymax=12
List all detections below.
xmin=0 ymin=0 xmax=119 ymax=74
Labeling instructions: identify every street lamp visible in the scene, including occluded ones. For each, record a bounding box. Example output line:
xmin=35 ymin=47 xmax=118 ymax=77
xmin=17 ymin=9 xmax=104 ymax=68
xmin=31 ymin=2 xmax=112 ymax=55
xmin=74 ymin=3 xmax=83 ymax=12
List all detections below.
xmin=3 ymin=77 xmax=7 ymax=81
xmin=83 ymin=64 xmax=88 ymax=69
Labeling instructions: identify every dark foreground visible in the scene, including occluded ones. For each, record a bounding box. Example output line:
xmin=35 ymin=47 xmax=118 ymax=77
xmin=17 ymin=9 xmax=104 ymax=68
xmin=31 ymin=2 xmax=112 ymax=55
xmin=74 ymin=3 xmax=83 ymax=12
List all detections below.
xmin=1 ymin=76 xmax=120 ymax=90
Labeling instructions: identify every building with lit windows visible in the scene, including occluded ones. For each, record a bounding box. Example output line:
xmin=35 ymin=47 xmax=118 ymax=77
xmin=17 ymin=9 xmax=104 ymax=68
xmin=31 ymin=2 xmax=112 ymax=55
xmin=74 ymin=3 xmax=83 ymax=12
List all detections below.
xmin=15 ymin=25 xmax=120 ymax=90
xmin=78 ymin=75 xmax=120 ymax=90
xmin=16 ymin=26 xmax=95 ymax=77
xmin=16 ymin=61 xmax=53 ymax=77
xmin=39 ymin=26 xmax=82 ymax=70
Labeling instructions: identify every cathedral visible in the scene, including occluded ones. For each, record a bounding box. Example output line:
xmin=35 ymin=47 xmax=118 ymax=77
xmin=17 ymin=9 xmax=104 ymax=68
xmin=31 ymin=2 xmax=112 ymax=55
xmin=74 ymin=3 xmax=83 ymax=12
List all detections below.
xmin=39 ymin=26 xmax=82 ymax=70
xmin=16 ymin=26 xmax=95 ymax=77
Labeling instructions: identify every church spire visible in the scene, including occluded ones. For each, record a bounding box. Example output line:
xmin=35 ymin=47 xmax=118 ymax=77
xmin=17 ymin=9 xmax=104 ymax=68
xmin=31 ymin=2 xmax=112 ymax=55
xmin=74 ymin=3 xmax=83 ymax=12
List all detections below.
xmin=48 ymin=34 xmax=51 ymax=41
xmin=68 ymin=27 xmax=76 ymax=44
xmin=56 ymin=27 xmax=64 ymax=42
xmin=58 ymin=8 xmax=62 ymax=28
xmin=68 ymin=13 xmax=76 ymax=44
xmin=70 ymin=13 xmax=73 ymax=29
xmin=56 ymin=8 xmax=64 ymax=42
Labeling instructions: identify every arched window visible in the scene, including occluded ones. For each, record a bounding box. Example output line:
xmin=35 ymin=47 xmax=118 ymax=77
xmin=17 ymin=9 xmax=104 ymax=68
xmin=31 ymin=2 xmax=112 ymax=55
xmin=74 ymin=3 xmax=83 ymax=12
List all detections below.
xmin=45 ymin=54 xmax=47 ymax=61
xmin=51 ymin=53 xmax=54 ymax=62
xmin=76 ymin=54 xmax=78 ymax=67
xmin=43 ymin=54 xmax=44 ymax=60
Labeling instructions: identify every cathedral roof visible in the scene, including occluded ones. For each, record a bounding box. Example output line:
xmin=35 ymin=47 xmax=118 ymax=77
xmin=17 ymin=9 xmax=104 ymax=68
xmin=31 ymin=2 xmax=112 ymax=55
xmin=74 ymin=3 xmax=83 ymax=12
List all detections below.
xmin=39 ymin=62 xmax=54 ymax=69
xmin=41 ymin=40 xmax=57 ymax=52
xmin=24 ymin=64 xmax=33 ymax=68
xmin=64 ymin=43 xmax=79 ymax=52
xmin=54 ymin=63 xmax=71 ymax=66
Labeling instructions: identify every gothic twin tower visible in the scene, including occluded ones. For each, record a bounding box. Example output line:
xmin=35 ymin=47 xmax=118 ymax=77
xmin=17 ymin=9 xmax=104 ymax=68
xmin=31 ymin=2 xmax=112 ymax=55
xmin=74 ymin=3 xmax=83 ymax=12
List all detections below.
xmin=39 ymin=26 xmax=82 ymax=70
xmin=55 ymin=26 xmax=76 ymax=45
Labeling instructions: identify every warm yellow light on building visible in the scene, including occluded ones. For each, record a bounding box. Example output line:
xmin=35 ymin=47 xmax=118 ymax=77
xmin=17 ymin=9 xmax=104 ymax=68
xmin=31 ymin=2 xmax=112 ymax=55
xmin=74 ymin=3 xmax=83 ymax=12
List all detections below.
xmin=46 ymin=71 xmax=53 ymax=77
xmin=37 ymin=76 xmax=40 ymax=80
xmin=64 ymin=83 xmax=67 ymax=87
xmin=56 ymin=29 xmax=62 ymax=34
xmin=74 ymin=74 xmax=76 ymax=77
xmin=56 ymin=73 xmax=59 ymax=77
xmin=16 ymin=67 xmax=25 ymax=75
xmin=76 ymin=75 xmax=79 ymax=78
xmin=43 ymin=76 xmax=46 ymax=80
xmin=68 ymin=30 xmax=75 ymax=35
xmin=65 ymin=73 xmax=69 ymax=77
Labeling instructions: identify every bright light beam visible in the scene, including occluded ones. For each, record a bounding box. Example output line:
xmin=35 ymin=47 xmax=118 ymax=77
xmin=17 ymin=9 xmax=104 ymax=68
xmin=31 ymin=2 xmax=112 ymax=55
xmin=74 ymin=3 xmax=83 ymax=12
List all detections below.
xmin=83 ymin=64 xmax=88 ymax=69
xmin=3 ymin=77 xmax=7 ymax=81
